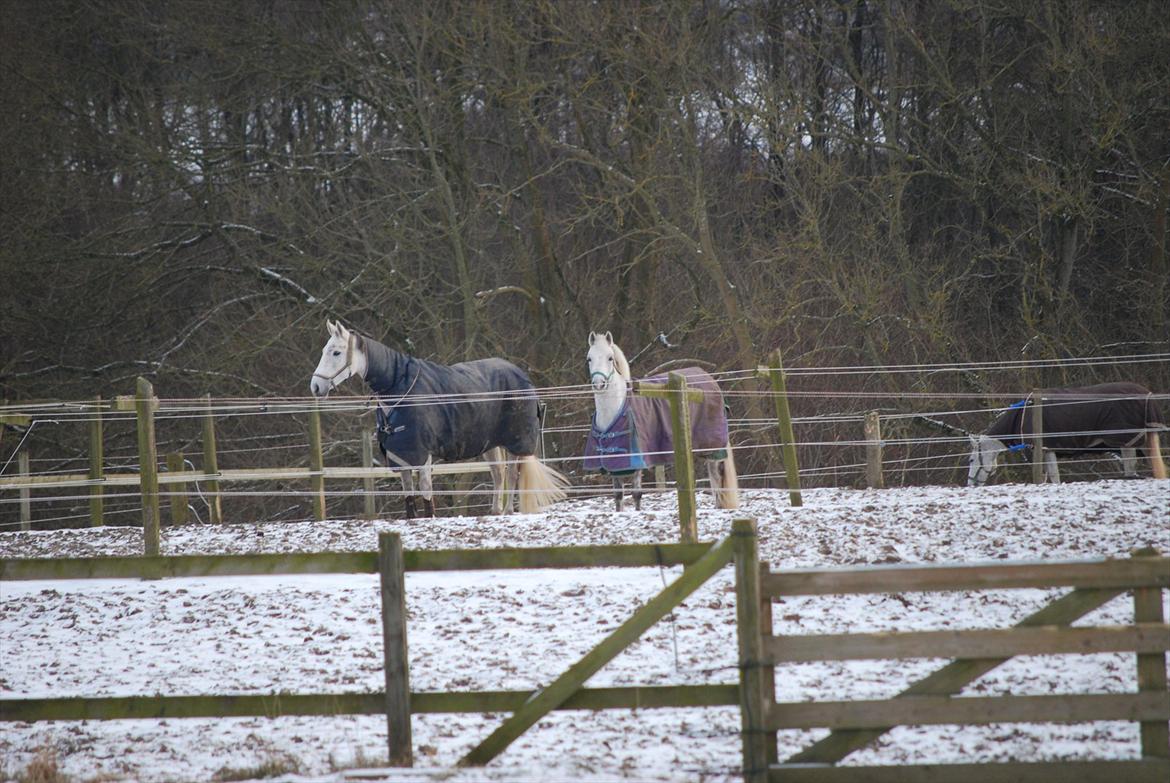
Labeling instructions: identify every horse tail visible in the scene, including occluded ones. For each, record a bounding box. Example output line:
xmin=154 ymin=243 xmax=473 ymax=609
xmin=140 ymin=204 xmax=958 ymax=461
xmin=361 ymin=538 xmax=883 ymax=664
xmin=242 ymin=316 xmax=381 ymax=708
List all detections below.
xmin=712 ymin=448 xmax=740 ymax=509
xmin=1146 ymin=431 xmax=1168 ymax=479
xmin=517 ymin=455 xmax=569 ymax=513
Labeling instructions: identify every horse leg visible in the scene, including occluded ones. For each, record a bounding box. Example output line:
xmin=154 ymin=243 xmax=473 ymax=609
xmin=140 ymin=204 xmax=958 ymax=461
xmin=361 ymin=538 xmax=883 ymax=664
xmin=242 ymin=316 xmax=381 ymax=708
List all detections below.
xmin=1147 ymin=432 xmax=1168 ymax=479
xmin=632 ymin=470 xmax=643 ymax=511
xmin=400 ymin=469 xmax=417 ymax=519
xmin=706 ymin=458 xmax=723 ymax=505
xmin=486 ymin=447 xmax=506 ymax=515
xmin=506 ymin=458 xmax=520 ymax=512
xmin=419 ymin=456 xmax=436 ymax=517
xmin=707 ymin=450 xmax=740 ymax=509
xmin=1120 ymin=447 xmax=1139 ymax=478
xmin=613 ymin=476 xmax=624 ymax=511
xmin=1043 ymin=451 xmax=1061 ymax=484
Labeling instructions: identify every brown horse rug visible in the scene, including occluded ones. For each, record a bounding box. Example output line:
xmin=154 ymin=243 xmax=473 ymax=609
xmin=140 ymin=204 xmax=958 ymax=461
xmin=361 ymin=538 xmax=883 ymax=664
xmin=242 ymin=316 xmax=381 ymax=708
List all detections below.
xmin=584 ymin=367 xmax=729 ymax=475
xmin=985 ymin=381 xmax=1165 ymax=456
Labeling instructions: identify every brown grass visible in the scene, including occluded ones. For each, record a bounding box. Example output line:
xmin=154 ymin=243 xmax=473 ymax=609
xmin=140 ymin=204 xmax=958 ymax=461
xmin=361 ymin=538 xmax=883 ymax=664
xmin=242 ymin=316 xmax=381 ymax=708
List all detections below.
xmin=14 ymin=748 xmax=69 ymax=783
xmin=212 ymin=752 xmax=301 ymax=782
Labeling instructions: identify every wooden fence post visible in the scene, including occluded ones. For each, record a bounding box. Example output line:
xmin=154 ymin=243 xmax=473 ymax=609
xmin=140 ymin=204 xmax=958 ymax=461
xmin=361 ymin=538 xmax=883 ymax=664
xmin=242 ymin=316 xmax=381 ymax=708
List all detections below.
xmin=1133 ymin=546 xmax=1168 ymax=759
xmin=653 ymin=465 xmax=666 ymax=491
xmin=166 ymin=452 xmax=188 ymax=526
xmin=89 ymin=397 xmax=104 ymax=527
xmin=18 ymin=450 xmax=31 ymax=531
xmin=362 ymin=416 xmax=377 ymax=520
xmin=864 ymin=411 xmax=884 ymax=489
xmin=733 ymin=518 xmax=768 ymax=783
xmin=765 ymin=349 xmax=803 ymax=507
xmin=202 ymin=395 xmax=223 ymax=525
xmin=379 ymin=532 xmax=413 ymax=767
xmin=1031 ymin=390 xmax=1045 ymax=485
xmin=308 ymin=399 xmax=326 ymax=521
xmin=135 ymin=377 xmax=160 ymax=556
xmin=668 ymin=372 xmax=697 ymax=543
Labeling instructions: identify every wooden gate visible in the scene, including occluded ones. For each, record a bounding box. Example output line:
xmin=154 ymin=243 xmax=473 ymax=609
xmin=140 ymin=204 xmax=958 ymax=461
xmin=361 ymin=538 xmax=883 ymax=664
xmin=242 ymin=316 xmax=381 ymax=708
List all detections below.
xmin=735 ymin=548 xmax=1170 ymax=782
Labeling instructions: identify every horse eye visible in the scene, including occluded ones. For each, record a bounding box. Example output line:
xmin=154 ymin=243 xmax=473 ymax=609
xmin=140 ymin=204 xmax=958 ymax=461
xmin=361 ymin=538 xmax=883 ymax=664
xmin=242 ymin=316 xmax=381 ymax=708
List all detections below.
xmin=332 ymin=350 xmax=341 ymax=357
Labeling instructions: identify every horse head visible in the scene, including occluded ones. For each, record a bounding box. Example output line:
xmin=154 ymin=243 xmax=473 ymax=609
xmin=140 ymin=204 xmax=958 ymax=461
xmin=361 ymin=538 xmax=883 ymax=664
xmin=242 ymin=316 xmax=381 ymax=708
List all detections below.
xmin=310 ymin=319 xmax=367 ymax=397
xmin=587 ymin=331 xmax=630 ymax=392
xmin=967 ymin=434 xmax=1006 ymax=487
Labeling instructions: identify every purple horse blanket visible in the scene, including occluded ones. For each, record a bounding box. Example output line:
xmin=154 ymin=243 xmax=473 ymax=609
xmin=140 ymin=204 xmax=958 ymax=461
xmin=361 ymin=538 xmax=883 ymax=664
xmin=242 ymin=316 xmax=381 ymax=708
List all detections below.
xmin=985 ymin=382 xmax=1164 ymax=456
xmin=584 ymin=367 xmax=729 ymax=475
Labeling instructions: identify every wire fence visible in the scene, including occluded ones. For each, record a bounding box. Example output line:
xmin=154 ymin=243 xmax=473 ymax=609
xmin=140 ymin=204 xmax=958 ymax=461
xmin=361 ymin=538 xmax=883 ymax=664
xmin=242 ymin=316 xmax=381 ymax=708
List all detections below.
xmin=3 ymin=352 xmax=1167 ymax=530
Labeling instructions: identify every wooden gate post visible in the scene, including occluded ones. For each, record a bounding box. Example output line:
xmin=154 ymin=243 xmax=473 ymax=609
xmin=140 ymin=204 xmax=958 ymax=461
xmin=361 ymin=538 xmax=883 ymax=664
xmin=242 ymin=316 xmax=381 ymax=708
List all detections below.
xmin=362 ymin=414 xmax=377 ymax=520
xmin=1031 ymin=390 xmax=1045 ymax=485
xmin=202 ymin=395 xmax=223 ymax=525
xmin=308 ymin=399 xmax=326 ymax=521
xmin=864 ymin=411 xmax=884 ymax=489
xmin=166 ymin=452 xmax=188 ymax=526
xmin=667 ymin=372 xmax=698 ymax=543
xmin=1133 ymin=546 xmax=1168 ymax=758
xmin=379 ymin=532 xmax=413 ymax=767
xmin=733 ymin=518 xmax=768 ymax=783
xmin=89 ymin=397 xmax=104 ymax=527
xmin=135 ymin=377 xmax=160 ymax=556
xmin=758 ymin=562 xmax=778 ymax=766
xmin=764 ymin=349 xmax=803 ymax=507
xmin=18 ymin=450 xmax=31 ymax=531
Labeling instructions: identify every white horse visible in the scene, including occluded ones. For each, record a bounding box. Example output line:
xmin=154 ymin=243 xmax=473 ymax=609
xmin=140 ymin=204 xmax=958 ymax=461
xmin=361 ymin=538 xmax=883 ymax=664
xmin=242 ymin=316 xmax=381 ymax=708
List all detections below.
xmin=310 ymin=320 xmax=567 ymax=518
xmin=586 ymin=331 xmax=739 ymax=511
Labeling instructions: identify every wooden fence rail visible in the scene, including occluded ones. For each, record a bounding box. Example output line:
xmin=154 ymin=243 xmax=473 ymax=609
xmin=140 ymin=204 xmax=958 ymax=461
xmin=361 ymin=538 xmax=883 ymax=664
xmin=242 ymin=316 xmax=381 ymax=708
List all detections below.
xmin=0 ymin=542 xmax=712 ymax=581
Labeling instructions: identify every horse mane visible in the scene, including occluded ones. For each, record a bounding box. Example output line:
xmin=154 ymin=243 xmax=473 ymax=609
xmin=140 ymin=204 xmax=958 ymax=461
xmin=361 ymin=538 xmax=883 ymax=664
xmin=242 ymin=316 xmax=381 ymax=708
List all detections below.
xmin=612 ymin=342 xmax=631 ymax=381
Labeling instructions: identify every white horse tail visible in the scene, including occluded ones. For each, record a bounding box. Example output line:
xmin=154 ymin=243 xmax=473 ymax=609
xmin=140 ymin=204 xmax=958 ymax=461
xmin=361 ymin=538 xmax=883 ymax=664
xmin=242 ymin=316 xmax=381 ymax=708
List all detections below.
xmin=517 ymin=455 xmax=569 ymax=513
xmin=708 ymin=447 xmax=740 ymax=509
xmin=1147 ymin=431 xmax=1168 ymax=479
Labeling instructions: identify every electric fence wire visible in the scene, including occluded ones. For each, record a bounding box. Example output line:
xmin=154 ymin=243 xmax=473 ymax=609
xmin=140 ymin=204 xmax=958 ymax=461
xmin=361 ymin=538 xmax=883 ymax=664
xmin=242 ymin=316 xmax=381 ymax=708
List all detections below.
xmin=4 ymin=351 xmax=1167 ymax=423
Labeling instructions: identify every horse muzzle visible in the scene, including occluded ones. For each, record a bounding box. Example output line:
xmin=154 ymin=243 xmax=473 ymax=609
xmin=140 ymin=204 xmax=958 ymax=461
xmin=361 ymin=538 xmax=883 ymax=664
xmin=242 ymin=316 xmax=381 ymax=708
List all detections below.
xmin=309 ymin=377 xmax=331 ymax=398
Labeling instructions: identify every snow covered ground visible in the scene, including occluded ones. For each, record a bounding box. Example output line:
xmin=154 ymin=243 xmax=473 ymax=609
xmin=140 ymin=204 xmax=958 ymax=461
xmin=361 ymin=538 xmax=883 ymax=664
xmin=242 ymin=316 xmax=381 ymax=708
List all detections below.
xmin=2 ymin=479 xmax=1168 ymax=782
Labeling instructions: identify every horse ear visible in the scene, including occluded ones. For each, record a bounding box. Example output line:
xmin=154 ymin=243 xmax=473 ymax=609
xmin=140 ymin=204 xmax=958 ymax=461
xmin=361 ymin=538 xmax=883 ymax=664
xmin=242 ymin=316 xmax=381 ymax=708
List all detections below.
xmin=326 ymin=319 xmax=338 ymax=337
xmin=605 ymin=331 xmax=613 ymax=345
xmin=588 ymin=331 xmax=596 ymax=346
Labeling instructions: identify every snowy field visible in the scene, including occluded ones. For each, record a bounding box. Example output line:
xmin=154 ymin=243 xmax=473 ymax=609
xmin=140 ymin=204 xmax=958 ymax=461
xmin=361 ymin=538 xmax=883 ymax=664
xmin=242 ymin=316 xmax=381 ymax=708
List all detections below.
xmin=2 ymin=479 xmax=1168 ymax=782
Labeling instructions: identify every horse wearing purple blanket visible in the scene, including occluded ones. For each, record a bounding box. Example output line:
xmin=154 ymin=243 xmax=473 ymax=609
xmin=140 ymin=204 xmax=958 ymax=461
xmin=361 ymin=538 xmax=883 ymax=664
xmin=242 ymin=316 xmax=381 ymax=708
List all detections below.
xmin=583 ymin=331 xmax=739 ymax=511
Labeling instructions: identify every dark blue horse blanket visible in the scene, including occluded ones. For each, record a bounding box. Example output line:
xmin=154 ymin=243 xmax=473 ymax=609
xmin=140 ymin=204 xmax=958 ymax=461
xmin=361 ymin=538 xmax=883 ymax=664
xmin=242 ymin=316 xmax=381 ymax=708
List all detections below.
xmin=584 ymin=367 xmax=729 ymax=475
xmin=985 ymin=382 xmax=1164 ymax=456
xmin=362 ymin=336 xmax=541 ymax=468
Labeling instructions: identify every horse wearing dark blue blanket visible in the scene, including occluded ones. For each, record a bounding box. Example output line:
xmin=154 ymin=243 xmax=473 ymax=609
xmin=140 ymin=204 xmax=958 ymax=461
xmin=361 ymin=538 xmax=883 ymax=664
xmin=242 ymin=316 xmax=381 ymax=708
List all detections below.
xmin=583 ymin=331 xmax=739 ymax=511
xmin=967 ymin=381 xmax=1168 ymax=485
xmin=310 ymin=320 xmax=567 ymax=518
